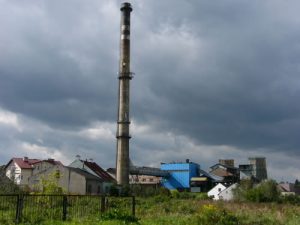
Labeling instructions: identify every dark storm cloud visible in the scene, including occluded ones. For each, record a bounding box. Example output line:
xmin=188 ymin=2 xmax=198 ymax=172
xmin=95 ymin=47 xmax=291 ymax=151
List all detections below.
xmin=0 ymin=0 xmax=119 ymax=128
xmin=130 ymin=0 xmax=300 ymax=154
xmin=0 ymin=0 xmax=300 ymax=179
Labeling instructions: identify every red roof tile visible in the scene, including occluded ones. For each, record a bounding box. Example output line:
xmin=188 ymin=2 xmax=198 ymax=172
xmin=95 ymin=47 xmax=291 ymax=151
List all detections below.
xmin=11 ymin=158 xmax=41 ymax=169
xmin=31 ymin=159 xmax=63 ymax=166
xmin=83 ymin=161 xmax=115 ymax=182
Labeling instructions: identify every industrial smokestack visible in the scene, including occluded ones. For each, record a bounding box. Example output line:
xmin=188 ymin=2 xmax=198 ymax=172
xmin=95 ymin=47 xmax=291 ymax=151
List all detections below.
xmin=116 ymin=2 xmax=133 ymax=186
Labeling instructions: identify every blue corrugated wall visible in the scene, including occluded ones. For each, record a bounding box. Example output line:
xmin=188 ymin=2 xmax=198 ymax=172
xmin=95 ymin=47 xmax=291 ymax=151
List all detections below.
xmin=160 ymin=162 xmax=200 ymax=190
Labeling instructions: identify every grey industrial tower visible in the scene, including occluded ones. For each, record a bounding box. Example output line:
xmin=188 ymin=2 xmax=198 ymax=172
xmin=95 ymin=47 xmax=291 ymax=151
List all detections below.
xmin=116 ymin=2 xmax=133 ymax=185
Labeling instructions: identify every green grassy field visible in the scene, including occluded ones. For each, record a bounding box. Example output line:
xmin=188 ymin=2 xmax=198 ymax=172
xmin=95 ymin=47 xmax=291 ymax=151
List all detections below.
xmin=10 ymin=197 xmax=300 ymax=225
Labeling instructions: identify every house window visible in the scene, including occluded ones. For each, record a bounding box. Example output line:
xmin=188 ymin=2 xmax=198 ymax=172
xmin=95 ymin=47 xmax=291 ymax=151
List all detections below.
xmin=218 ymin=188 xmax=221 ymax=192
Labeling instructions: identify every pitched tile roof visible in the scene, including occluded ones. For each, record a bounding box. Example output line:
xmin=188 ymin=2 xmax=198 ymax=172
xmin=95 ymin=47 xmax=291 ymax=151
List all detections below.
xmin=210 ymin=168 xmax=234 ymax=177
xmin=31 ymin=159 xmax=63 ymax=166
xmin=83 ymin=161 xmax=115 ymax=182
xmin=6 ymin=158 xmax=41 ymax=169
xmin=278 ymin=183 xmax=295 ymax=192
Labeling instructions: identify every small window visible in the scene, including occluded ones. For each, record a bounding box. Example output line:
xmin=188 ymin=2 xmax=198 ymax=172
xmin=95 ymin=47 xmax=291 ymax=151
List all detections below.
xmin=218 ymin=188 xmax=221 ymax=192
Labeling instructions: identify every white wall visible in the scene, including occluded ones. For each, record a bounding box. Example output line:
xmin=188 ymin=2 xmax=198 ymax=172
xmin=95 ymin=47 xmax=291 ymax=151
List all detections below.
xmin=6 ymin=161 xmax=20 ymax=183
xmin=219 ymin=183 xmax=238 ymax=201
xmin=207 ymin=183 xmax=226 ymax=200
xmin=32 ymin=161 xmax=56 ymax=175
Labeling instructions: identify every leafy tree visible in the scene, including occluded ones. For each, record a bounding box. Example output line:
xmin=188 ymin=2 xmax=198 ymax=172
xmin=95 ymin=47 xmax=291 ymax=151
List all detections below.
xmin=34 ymin=171 xmax=65 ymax=194
xmin=295 ymin=179 xmax=300 ymax=187
xmin=233 ymin=179 xmax=280 ymax=202
xmin=233 ymin=179 xmax=254 ymax=201
xmin=0 ymin=165 xmax=21 ymax=194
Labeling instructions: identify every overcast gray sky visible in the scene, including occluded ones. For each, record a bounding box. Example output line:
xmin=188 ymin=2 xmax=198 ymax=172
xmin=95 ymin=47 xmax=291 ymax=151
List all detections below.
xmin=0 ymin=0 xmax=299 ymax=182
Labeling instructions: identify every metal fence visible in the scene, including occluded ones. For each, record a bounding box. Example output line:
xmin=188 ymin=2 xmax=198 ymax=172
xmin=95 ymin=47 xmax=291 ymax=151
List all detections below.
xmin=0 ymin=194 xmax=135 ymax=224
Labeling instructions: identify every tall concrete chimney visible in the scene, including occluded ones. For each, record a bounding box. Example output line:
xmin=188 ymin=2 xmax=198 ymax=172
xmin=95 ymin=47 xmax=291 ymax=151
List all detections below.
xmin=116 ymin=2 xmax=133 ymax=186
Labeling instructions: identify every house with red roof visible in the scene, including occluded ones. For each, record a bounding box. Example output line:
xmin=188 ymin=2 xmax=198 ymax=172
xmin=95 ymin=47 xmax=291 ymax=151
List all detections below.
xmin=5 ymin=157 xmax=63 ymax=187
xmin=5 ymin=157 xmax=41 ymax=186
xmin=68 ymin=159 xmax=115 ymax=193
xmin=31 ymin=158 xmax=63 ymax=176
xmin=278 ymin=182 xmax=300 ymax=196
xmin=28 ymin=164 xmax=104 ymax=195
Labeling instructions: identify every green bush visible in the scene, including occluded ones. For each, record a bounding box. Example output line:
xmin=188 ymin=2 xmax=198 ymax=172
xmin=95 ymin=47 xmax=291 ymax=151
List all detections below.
xmin=153 ymin=194 xmax=170 ymax=203
xmin=170 ymin=189 xmax=180 ymax=198
xmin=100 ymin=208 xmax=139 ymax=224
xmin=170 ymin=190 xmax=207 ymax=199
xmin=234 ymin=179 xmax=280 ymax=203
xmin=157 ymin=187 xmax=171 ymax=197
xmin=195 ymin=192 xmax=210 ymax=200
xmin=109 ymin=185 xmax=120 ymax=196
xmin=197 ymin=204 xmax=239 ymax=225
xmin=279 ymin=194 xmax=300 ymax=205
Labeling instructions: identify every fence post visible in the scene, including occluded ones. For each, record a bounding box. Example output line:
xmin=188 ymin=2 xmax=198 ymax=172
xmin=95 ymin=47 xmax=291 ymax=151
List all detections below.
xmin=15 ymin=194 xmax=23 ymax=224
xmin=132 ymin=196 xmax=135 ymax=216
xmin=100 ymin=196 xmax=106 ymax=213
xmin=62 ymin=195 xmax=67 ymax=221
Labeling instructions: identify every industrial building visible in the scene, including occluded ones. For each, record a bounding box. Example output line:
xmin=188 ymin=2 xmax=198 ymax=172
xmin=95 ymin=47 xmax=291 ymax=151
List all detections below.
xmin=209 ymin=159 xmax=239 ymax=185
xmin=160 ymin=160 xmax=223 ymax=192
xmin=160 ymin=160 xmax=199 ymax=190
xmin=239 ymin=157 xmax=268 ymax=182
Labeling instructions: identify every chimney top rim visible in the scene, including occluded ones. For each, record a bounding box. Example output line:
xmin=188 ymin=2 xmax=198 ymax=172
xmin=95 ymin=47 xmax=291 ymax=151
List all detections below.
xmin=121 ymin=2 xmax=132 ymax=12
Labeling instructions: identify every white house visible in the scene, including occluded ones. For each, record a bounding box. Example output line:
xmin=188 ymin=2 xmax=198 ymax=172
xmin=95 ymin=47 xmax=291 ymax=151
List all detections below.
xmin=31 ymin=158 xmax=63 ymax=176
xmin=208 ymin=183 xmax=227 ymax=200
xmin=29 ymin=164 xmax=104 ymax=195
xmin=5 ymin=157 xmax=41 ymax=186
xmin=219 ymin=183 xmax=238 ymax=201
xmin=277 ymin=183 xmax=300 ymax=196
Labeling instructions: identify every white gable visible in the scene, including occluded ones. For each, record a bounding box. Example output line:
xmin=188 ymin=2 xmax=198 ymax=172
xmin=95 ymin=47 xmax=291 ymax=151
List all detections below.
xmin=207 ymin=183 xmax=227 ymax=200
xmin=219 ymin=183 xmax=238 ymax=201
xmin=5 ymin=161 xmax=22 ymax=184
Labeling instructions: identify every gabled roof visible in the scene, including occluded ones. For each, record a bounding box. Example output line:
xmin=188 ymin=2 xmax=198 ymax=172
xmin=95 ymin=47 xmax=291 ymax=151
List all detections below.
xmin=210 ymin=163 xmax=238 ymax=170
xmin=219 ymin=183 xmax=238 ymax=195
xmin=199 ymin=169 xmax=224 ymax=182
xmin=278 ymin=183 xmax=295 ymax=192
xmin=31 ymin=159 xmax=63 ymax=166
xmin=82 ymin=161 xmax=115 ymax=182
xmin=210 ymin=168 xmax=233 ymax=177
xmin=208 ymin=183 xmax=227 ymax=193
xmin=5 ymin=158 xmax=41 ymax=169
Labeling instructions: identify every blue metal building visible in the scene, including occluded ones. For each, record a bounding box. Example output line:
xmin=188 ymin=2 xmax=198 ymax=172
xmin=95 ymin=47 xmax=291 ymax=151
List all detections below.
xmin=160 ymin=161 xmax=200 ymax=190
